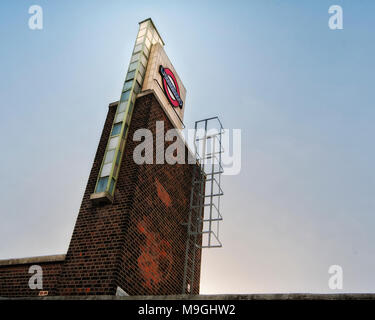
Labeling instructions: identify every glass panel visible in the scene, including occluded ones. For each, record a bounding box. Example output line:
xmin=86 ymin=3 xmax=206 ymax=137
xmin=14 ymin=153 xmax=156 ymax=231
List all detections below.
xmin=145 ymin=37 xmax=151 ymax=49
xmin=126 ymin=70 xmax=135 ymax=81
xmin=128 ymin=103 xmax=134 ymax=115
xmin=111 ymin=123 xmax=122 ymax=136
xmin=130 ymin=53 xmax=140 ymax=63
xmin=140 ymin=54 xmax=147 ymax=68
xmin=128 ymin=62 xmax=137 ymax=72
xmin=136 ymin=36 xmax=144 ymax=45
xmin=138 ymin=28 xmax=146 ymax=37
xmin=108 ymin=136 xmax=119 ymax=149
xmin=143 ymin=45 xmax=149 ymax=58
xmin=138 ymin=63 xmax=145 ymax=77
xmin=146 ymin=29 xmax=152 ymax=41
xmin=113 ymin=164 xmax=119 ymax=178
xmin=136 ymin=72 xmax=143 ymax=85
xmin=134 ymin=81 xmax=141 ymax=93
xmin=109 ymin=178 xmax=115 ymax=194
xmin=123 ymin=80 xmax=133 ymax=91
xmin=104 ymin=149 xmax=115 ymax=163
xmin=96 ymin=176 xmax=109 ymax=193
xmin=115 ymin=112 xmax=125 ymax=123
xmin=118 ymin=101 xmax=127 ymax=113
xmin=120 ymin=137 xmax=125 ymax=151
xmin=123 ymin=124 xmax=129 ymax=138
xmin=133 ymin=44 xmax=143 ymax=53
xmin=116 ymin=150 xmax=121 ymax=165
xmin=101 ymin=163 xmax=112 ymax=177
xmin=121 ymin=90 xmax=131 ymax=101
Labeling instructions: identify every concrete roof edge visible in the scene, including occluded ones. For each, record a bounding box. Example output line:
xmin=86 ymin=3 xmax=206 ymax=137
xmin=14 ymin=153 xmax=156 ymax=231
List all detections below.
xmin=2 ymin=293 xmax=375 ymax=300
xmin=0 ymin=254 xmax=66 ymax=267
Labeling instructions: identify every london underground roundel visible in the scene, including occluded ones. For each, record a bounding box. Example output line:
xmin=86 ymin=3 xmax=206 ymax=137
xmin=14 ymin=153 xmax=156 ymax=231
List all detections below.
xmin=159 ymin=65 xmax=183 ymax=109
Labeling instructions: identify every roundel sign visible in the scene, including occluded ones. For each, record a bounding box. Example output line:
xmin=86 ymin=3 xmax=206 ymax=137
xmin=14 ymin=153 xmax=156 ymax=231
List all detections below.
xmin=159 ymin=65 xmax=183 ymax=109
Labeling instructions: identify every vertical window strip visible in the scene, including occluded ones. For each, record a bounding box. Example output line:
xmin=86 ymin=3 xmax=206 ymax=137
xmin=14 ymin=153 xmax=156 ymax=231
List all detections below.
xmin=94 ymin=23 xmax=154 ymax=196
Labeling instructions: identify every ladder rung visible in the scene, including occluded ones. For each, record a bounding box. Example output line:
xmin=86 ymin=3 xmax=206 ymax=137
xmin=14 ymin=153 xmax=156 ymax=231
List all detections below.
xmin=205 ymin=192 xmax=224 ymax=197
xmin=205 ymin=151 xmax=224 ymax=156
xmin=200 ymin=217 xmax=223 ymax=222
xmin=206 ymin=171 xmax=224 ymax=175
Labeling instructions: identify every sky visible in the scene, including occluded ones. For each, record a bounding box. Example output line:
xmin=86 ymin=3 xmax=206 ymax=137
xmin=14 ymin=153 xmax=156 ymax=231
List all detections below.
xmin=0 ymin=0 xmax=374 ymax=294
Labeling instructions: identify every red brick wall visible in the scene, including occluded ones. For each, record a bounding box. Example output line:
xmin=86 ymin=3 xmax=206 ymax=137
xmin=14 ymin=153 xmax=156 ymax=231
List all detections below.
xmin=56 ymin=92 xmax=202 ymax=296
xmin=0 ymin=261 xmax=63 ymax=297
xmin=115 ymin=93 xmax=202 ymax=295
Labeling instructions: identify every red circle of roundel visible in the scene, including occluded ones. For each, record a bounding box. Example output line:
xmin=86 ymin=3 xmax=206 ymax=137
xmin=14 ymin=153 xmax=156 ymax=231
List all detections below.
xmin=162 ymin=68 xmax=181 ymax=108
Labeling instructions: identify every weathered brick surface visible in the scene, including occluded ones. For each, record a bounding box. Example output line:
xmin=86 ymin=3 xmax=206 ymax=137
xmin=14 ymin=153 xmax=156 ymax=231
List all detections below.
xmin=57 ymin=93 xmax=201 ymax=295
xmin=0 ymin=261 xmax=63 ymax=297
xmin=0 ymin=93 xmax=202 ymax=297
xmin=115 ymin=93 xmax=201 ymax=295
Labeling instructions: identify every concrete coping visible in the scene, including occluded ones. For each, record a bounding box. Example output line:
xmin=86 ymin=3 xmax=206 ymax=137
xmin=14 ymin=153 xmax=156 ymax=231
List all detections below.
xmin=0 ymin=254 xmax=66 ymax=267
xmin=2 ymin=293 xmax=375 ymax=300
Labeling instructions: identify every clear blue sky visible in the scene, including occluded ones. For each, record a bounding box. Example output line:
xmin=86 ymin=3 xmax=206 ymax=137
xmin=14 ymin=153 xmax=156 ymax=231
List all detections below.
xmin=0 ymin=0 xmax=374 ymax=293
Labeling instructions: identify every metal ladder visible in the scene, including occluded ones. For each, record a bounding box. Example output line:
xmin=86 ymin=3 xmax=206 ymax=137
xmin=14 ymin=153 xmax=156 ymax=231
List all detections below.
xmin=182 ymin=117 xmax=224 ymax=294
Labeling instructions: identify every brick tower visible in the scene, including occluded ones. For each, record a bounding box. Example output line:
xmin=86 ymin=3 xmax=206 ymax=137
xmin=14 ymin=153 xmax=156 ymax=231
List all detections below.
xmin=0 ymin=18 xmax=202 ymax=297
xmin=56 ymin=18 xmax=202 ymax=296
